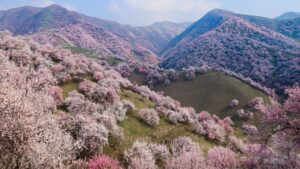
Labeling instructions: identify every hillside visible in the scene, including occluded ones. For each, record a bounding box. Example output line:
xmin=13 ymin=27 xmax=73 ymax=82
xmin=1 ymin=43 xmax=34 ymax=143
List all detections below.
xmin=0 ymin=5 xmax=189 ymax=55
xmin=161 ymin=9 xmax=300 ymax=92
xmin=0 ymin=31 xmax=242 ymax=168
xmin=130 ymin=72 xmax=268 ymax=127
xmin=29 ymin=23 xmax=158 ymax=63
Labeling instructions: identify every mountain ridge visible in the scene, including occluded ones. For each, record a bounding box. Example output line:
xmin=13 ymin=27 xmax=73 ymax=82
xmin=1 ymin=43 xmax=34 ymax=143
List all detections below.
xmin=161 ymin=10 xmax=300 ymax=92
xmin=276 ymin=11 xmax=300 ymax=20
xmin=0 ymin=5 xmax=190 ymax=56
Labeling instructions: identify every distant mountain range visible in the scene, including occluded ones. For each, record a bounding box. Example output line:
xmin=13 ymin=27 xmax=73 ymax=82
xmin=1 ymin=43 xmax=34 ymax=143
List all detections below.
xmin=0 ymin=5 xmax=191 ymax=62
xmin=0 ymin=5 xmax=299 ymax=91
xmin=161 ymin=9 xmax=300 ymax=91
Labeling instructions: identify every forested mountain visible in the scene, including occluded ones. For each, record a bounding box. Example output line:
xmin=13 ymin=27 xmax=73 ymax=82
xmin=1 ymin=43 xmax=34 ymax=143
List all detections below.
xmin=161 ymin=9 xmax=300 ymax=91
xmin=0 ymin=5 xmax=190 ymax=61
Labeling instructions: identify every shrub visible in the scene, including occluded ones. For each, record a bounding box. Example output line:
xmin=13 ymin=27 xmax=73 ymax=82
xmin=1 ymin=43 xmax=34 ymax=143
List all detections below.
xmin=138 ymin=108 xmax=160 ymax=126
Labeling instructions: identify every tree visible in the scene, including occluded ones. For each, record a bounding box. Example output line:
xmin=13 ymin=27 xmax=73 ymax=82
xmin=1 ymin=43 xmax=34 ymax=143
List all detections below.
xmin=166 ymin=137 xmax=206 ymax=169
xmin=243 ymin=86 xmax=300 ymax=169
xmin=93 ymin=71 xmax=104 ymax=81
xmin=207 ymin=147 xmax=237 ymax=169
xmin=138 ymin=108 xmax=160 ymax=126
xmin=49 ymin=86 xmax=64 ymax=106
xmin=125 ymin=141 xmax=168 ymax=169
xmin=230 ymin=99 xmax=239 ymax=107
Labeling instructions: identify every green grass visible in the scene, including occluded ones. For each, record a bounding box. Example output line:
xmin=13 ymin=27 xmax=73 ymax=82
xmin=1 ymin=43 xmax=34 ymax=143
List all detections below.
xmin=58 ymin=74 xmax=245 ymax=161
xmin=130 ymin=72 xmax=269 ymax=127
xmin=104 ymin=90 xmax=215 ymax=159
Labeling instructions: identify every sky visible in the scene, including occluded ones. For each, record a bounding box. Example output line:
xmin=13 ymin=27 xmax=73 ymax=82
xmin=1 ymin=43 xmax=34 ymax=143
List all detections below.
xmin=0 ymin=0 xmax=300 ymax=26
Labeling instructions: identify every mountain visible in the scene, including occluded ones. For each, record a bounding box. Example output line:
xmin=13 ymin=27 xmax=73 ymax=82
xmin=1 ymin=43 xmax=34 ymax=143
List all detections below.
xmin=133 ymin=21 xmax=192 ymax=54
xmin=161 ymin=9 xmax=300 ymax=91
xmin=30 ymin=23 xmax=158 ymax=63
xmin=162 ymin=9 xmax=300 ymax=54
xmin=0 ymin=5 xmax=190 ymax=57
xmin=276 ymin=12 xmax=300 ymax=20
xmin=236 ymin=13 xmax=300 ymax=41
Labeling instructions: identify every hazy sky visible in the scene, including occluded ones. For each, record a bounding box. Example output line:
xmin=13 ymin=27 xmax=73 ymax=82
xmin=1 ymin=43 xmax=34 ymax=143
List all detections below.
xmin=1 ymin=0 xmax=300 ymax=26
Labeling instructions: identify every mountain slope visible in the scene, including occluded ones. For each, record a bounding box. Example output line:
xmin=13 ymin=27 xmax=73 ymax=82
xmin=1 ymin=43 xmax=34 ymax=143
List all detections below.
xmin=237 ymin=13 xmax=300 ymax=41
xmin=0 ymin=5 xmax=190 ymax=55
xmin=161 ymin=11 xmax=300 ymax=91
xmin=162 ymin=9 xmax=300 ymax=55
xmin=30 ymin=23 xmax=158 ymax=63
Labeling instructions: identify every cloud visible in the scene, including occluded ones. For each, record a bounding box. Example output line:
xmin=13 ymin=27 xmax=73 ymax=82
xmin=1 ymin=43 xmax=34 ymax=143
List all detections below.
xmin=107 ymin=0 xmax=221 ymax=25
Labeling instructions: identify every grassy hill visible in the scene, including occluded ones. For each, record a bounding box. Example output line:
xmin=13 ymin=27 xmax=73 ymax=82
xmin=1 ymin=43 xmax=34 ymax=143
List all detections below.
xmin=60 ymin=82 xmax=220 ymax=162
xmin=104 ymin=90 xmax=217 ymax=160
xmin=130 ymin=72 xmax=269 ymax=127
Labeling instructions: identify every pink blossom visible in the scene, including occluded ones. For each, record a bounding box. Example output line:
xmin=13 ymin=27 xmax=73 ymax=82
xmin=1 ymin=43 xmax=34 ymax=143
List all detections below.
xmin=207 ymin=147 xmax=237 ymax=169
xmin=88 ymin=155 xmax=121 ymax=169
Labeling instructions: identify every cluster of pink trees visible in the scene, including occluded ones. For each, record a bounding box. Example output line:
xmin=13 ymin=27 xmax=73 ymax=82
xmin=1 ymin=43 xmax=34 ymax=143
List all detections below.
xmin=241 ymin=85 xmax=300 ymax=169
xmin=125 ymin=137 xmax=238 ymax=169
xmin=0 ymin=34 xmax=77 ymax=168
xmin=0 ymin=32 xmax=132 ymax=168
xmin=193 ymin=111 xmax=234 ymax=142
xmin=1 ymin=31 xmax=299 ymax=169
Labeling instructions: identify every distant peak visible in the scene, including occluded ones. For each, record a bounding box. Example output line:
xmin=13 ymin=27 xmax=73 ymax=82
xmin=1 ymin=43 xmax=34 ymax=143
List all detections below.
xmin=276 ymin=11 xmax=300 ymax=20
xmin=46 ymin=4 xmax=67 ymax=10
xmin=210 ymin=8 xmax=233 ymax=15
